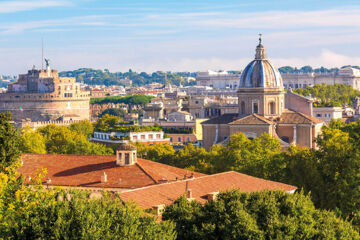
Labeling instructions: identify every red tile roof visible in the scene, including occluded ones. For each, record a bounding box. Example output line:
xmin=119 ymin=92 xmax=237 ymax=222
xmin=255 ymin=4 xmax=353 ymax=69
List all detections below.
xmin=19 ymin=154 xmax=205 ymax=189
xmin=229 ymin=113 xmax=274 ymax=125
xmin=278 ymin=109 xmax=323 ymax=124
xmin=120 ymin=171 xmax=297 ymax=209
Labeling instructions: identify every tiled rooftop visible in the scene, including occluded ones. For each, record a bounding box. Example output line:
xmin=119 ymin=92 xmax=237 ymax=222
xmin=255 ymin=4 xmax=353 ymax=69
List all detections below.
xmin=277 ymin=109 xmax=323 ymax=124
xmin=229 ymin=113 xmax=274 ymax=125
xmin=19 ymin=154 xmax=205 ymax=189
xmin=120 ymin=171 xmax=297 ymax=209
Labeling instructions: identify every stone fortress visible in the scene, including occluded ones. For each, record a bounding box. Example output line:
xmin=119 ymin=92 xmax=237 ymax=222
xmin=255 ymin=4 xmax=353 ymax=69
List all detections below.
xmin=0 ymin=61 xmax=90 ymax=122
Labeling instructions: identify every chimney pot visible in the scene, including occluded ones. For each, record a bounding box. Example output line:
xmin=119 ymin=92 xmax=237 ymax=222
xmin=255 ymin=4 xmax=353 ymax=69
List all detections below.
xmin=101 ymin=172 xmax=107 ymax=183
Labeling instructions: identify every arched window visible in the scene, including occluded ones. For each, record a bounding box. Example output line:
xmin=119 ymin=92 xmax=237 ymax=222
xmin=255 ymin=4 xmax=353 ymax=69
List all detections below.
xmin=240 ymin=101 xmax=245 ymax=114
xmin=269 ymin=102 xmax=275 ymax=115
xmin=253 ymin=102 xmax=258 ymax=114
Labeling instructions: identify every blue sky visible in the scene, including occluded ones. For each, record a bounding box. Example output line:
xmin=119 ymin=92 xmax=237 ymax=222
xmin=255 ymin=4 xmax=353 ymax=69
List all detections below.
xmin=1 ymin=0 xmax=360 ymax=74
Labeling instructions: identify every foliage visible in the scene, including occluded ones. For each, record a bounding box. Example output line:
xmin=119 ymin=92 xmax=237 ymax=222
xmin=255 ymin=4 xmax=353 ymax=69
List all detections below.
xmin=20 ymin=123 xmax=113 ymax=155
xmin=19 ymin=127 xmax=47 ymax=154
xmin=137 ymin=132 xmax=280 ymax=175
xmin=293 ymin=84 xmax=360 ymax=107
xmin=278 ymin=65 xmax=340 ymax=73
xmin=90 ymin=94 xmax=153 ymax=106
xmin=68 ymin=120 xmax=94 ymax=137
xmin=94 ymin=114 xmax=161 ymax=132
xmin=163 ymin=190 xmax=359 ymax=240
xmin=99 ymin=108 xmax=126 ymax=118
xmin=0 ymin=113 xmax=21 ymax=173
xmin=0 ymin=170 xmax=176 ymax=239
xmin=59 ymin=68 xmax=196 ymax=87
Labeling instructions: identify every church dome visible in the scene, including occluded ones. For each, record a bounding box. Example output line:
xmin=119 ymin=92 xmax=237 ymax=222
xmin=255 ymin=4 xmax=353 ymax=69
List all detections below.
xmin=239 ymin=37 xmax=283 ymax=88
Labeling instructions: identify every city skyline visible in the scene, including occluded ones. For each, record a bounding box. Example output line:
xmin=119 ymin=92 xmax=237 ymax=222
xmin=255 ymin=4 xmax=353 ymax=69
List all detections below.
xmin=1 ymin=0 xmax=360 ymax=74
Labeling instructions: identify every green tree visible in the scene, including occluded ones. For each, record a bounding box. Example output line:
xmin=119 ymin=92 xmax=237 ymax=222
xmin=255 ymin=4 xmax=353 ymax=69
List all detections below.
xmin=163 ymin=190 xmax=359 ymax=240
xmin=99 ymin=108 xmax=126 ymax=118
xmin=69 ymin=120 xmax=94 ymax=137
xmin=19 ymin=127 xmax=46 ymax=154
xmin=0 ymin=113 xmax=20 ymax=173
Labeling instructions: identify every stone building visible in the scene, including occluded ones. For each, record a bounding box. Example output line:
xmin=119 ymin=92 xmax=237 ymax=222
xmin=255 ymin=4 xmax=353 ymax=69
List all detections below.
xmin=0 ymin=65 xmax=90 ymax=122
xmin=282 ymin=67 xmax=360 ymax=90
xmin=196 ymin=70 xmax=241 ymax=89
xmin=202 ymin=38 xmax=324 ymax=150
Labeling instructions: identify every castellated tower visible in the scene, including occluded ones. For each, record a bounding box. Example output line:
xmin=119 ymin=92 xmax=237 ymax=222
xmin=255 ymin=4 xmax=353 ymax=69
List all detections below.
xmin=0 ymin=65 xmax=90 ymax=122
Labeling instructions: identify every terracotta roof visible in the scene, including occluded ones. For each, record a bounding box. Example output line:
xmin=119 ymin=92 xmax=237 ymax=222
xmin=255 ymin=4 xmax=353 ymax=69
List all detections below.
xmin=201 ymin=113 xmax=239 ymax=125
xmin=277 ymin=109 xmax=323 ymax=124
xmin=18 ymin=154 xmax=205 ymax=189
xmin=229 ymin=113 xmax=274 ymax=125
xmin=120 ymin=171 xmax=297 ymax=209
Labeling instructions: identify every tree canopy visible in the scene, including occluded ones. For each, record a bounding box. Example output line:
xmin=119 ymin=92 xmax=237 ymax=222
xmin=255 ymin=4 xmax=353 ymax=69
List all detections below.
xmin=90 ymin=94 xmax=153 ymax=106
xmin=294 ymin=84 xmax=360 ymax=107
xmin=163 ymin=190 xmax=359 ymax=240
xmin=20 ymin=121 xmax=113 ymax=155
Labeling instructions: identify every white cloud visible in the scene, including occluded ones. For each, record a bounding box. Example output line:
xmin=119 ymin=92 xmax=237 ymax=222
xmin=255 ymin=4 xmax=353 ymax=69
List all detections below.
xmin=193 ymin=9 xmax=360 ymax=29
xmin=0 ymin=0 xmax=71 ymax=13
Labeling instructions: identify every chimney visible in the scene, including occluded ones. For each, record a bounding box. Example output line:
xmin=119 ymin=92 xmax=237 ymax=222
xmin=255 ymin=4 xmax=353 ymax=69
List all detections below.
xmin=101 ymin=172 xmax=107 ymax=183
xmin=207 ymin=192 xmax=219 ymax=201
xmin=186 ymin=189 xmax=192 ymax=199
xmin=153 ymin=204 xmax=165 ymax=216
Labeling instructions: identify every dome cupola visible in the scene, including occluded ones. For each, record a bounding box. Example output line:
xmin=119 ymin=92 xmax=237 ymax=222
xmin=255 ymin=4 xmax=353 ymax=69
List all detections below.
xmin=239 ymin=35 xmax=283 ymax=89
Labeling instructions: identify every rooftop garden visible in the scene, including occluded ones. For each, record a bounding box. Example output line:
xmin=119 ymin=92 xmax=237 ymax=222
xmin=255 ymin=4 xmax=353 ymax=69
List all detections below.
xmin=94 ymin=114 xmax=162 ymax=133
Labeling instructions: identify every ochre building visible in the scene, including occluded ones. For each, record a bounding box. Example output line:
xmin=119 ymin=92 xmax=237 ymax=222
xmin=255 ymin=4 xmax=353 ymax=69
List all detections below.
xmin=202 ymin=38 xmax=324 ymax=150
xmin=0 ymin=66 xmax=90 ymax=122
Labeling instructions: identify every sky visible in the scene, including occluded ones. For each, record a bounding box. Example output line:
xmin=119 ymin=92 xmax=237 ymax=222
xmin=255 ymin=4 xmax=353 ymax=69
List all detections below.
xmin=1 ymin=0 xmax=360 ymax=75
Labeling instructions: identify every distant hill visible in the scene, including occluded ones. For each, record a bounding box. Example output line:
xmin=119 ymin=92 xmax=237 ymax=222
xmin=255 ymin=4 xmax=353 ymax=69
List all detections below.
xmin=59 ymin=68 xmax=197 ymax=87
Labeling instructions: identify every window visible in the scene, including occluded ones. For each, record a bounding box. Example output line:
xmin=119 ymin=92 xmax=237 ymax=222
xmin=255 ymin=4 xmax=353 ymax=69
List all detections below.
xmin=170 ymin=137 xmax=173 ymax=142
xmin=178 ymin=137 xmax=182 ymax=142
xmin=125 ymin=153 xmax=130 ymax=165
xmin=141 ymin=135 xmax=145 ymax=140
xmin=148 ymin=134 xmax=153 ymax=139
xmin=253 ymin=102 xmax=258 ymax=114
xmin=186 ymin=137 xmax=190 ymax=142
xmin=316 ymin=113 xmax=322 ymax=117
xmin=133 ymin=135 xmax=137 ymax=140
xmin=281 ymin=136 xmax=290 ymax=143
xmin=240 ymin=101 xmax=245 ymax=114
xmin=269 ymin=102 xmax=275 ymax=115
xmin=156 ymin=134 xmax=161 ymax=139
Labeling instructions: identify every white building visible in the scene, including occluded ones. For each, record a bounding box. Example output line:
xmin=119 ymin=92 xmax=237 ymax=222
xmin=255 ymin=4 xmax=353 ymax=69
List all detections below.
xmin=196 ymin=70 xmax=240 ymax=90
xmin=282 ymin=67 xmax=360 ymax=90
xmin=312 ymin=107 xmax=343 ymax=122
xmin=92 ymin=131 xmax=169 ymax=144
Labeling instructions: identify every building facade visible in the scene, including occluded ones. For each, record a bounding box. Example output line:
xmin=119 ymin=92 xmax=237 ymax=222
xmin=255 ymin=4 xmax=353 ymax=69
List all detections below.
xmin=196 ymin=70 xmax=241 ymax=90
xmin=202 ymin=38 xmax=324 ymax=150
xmin=0 ymin=66 xmax=90 ymax=122
xmin=282 ymin=67 xmax=360 ymax=90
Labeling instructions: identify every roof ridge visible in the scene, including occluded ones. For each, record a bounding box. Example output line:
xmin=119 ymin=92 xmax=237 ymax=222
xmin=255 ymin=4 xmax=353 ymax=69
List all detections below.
xmin=253 ymin=113 xmax=274 ymax=124
xmin=120 ymin=171 xmax=244 ymax=194
xmin=135 ymin=162 xmax=158 ymax=184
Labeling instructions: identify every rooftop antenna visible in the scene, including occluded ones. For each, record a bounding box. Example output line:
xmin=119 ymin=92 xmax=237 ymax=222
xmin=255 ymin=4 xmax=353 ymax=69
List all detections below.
xmin=41 ymin=38 xmax=44 ymax=70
